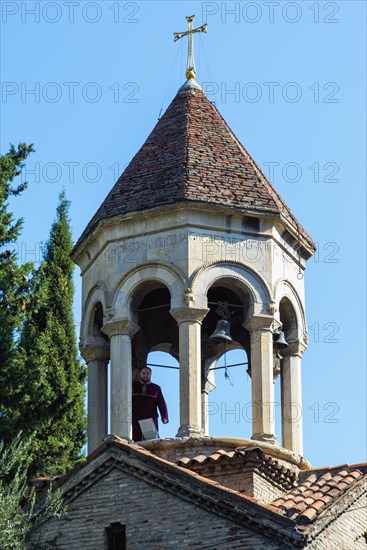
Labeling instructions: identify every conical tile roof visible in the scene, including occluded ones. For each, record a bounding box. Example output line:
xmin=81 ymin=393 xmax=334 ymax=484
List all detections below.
xmin=75 ymin=81 xmax=314 ymax=250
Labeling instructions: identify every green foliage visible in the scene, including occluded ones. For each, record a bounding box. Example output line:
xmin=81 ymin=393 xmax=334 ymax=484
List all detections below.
xmin=0 ymin=145 xmax=85 ymax=479
xmin=0 ymin=433 xmax=66 ymax=550
xmin=0 ymin=143 xmax=34 ymax=440
xmin=18 ymin=191 xmax=86 ymax=477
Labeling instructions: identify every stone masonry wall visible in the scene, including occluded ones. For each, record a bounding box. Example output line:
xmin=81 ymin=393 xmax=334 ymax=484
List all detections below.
xmin=195 ymin=467 xmax=284 ymax=505
xmin=251 ymin=471 xmax=284 ymax=504
xmin=32 ymin=467 xmax=291 ymax=550
xmin=306 ymin=491 xmax=367 ymax=550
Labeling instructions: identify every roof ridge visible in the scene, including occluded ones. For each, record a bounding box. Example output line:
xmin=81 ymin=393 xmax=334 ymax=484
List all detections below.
xmin=300 ymin=463 xmax=367 ymax=475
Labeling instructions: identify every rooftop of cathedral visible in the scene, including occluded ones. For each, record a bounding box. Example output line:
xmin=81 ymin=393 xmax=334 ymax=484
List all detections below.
xmin=74 ymin=78 xmax=315 ymax=254
xmin=32 ymin=435 xmax=367 ymax=543
xmin=174 ymin=444 xmax=367 ymax=530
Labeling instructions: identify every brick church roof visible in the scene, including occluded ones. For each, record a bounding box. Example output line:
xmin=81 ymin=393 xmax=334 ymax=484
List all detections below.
xmin=176 ymin=446 xmax=367 ymax=531
xmin=75 ymin=80 xmax=315 ymax=252
xmin=272 ymin=464 xmax=367 ymax=529
xmin=32 ymin=436 xmax=367 ymax=548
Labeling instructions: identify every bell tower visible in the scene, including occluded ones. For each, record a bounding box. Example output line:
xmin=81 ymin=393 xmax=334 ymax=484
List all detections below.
xmin=72 ymin=17 xmax=315 ymax=457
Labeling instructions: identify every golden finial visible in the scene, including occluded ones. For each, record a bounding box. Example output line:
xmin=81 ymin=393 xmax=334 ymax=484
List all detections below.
xmin=174 ymin=15 xmax=207 ymax=80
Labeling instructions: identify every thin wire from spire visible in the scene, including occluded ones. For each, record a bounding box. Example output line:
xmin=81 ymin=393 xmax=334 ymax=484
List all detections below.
xmin=158 ymin=40 xmax=182 ymax=120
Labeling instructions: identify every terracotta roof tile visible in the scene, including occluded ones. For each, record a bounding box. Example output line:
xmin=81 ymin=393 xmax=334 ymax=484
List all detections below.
xmin=272 ymin=497 xmax=286 ymax=506
xmin=311 ymin=500 xmax=326 ymax=511
xmin=308 ymin=490 xmax=324 ymax=500
xmin=344 ymin=474 xmax=360 ymax=484
xmin=282 ymin=499 xmax=297 ymax=509
xmin=319 ymin=484 xmax=332 ymax=493
xmin=176 ymin=449 xmax=238 ymax=467
xmin=327 ymin=487 xmax=340 ymax=498
xmin=191 ymin=454 xmax=208 ymax=464
xmin=292 ymin=502 xmax=308 ymax=512
xmin=300 ymin=508 xmax=318 ymax=522
xmin=336 ymin=481 xmax=350 ymax=490
xmin=75 ymin=82 xmax=315 ymax=251
xmin=320 ymin=495 xmax=333 ymax=504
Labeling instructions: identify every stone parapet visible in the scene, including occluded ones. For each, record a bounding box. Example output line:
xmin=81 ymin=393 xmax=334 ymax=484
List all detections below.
xmin=140 ymin=436 xmax=311 ymax=470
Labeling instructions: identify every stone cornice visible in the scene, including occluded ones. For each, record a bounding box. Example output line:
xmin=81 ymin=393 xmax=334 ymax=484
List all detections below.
xmin=72 ymin=202 xmax=314 ymax=273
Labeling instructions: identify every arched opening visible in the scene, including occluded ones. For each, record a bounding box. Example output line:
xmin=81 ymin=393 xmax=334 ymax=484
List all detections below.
xmin=206 ymin=348 xmax=250 ymax=438
xmin=85 ymin=301 xmax=109 ymax=452
xmin=129 ymin=284 xmax=179 ymax=439
xmin=89 ymin=301 xmax=108 ymax=341
xmin=279 ymin=297 xmax=300 ymax=344
xmin=131 ymin=284 xmax=178 ymax=377
xmin=202 ymin=281 xmax=251 ymax=437
xmin=145 ymin=350 xmax=179 ymax=439
xmin=279 ymin=296 xmax=302 ymax=449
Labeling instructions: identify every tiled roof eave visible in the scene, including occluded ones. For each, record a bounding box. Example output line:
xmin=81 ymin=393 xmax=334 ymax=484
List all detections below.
xmin=296 ymin=476 xmax=367 ymax=540
xmin=272 ymin=463 xmax=367 ymax=537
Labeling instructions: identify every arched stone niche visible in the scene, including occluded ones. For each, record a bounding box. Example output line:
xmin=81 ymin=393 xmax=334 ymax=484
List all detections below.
xmin=273 ymin=282 xmax=307 ymax=456
xmin=274 ymin=279 xmax=307 ymax=345
xmin=110 ymin=262 xmax=187 ymax=321
xmin=80 ymin=282 xmax=109 ymax=351
xmin=190 ymin=261 xmax=272 ymax=316
xmin=80 ymin=285 xmax=110 ymax=455
xmin=189 ymin=262 xmax=276 ymax=442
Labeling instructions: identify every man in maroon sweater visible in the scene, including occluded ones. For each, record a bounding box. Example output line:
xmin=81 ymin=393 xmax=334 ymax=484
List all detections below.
xmin=132 ymin=367 xmax=169 ymax=441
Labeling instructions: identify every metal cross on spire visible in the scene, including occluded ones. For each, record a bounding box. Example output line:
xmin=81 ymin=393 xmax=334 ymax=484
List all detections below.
xmin=174 ymin=15 xmax=207 ymax=81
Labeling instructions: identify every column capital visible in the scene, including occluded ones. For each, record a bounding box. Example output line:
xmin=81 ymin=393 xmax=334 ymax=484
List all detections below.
xmin=170 ymin=307 xmax=209 ymax=324
xmin=102 ymin=319 xmax=139 ymax=338
xmin=243 ymin=314 xmax=274 ymax=333
xmin=80 ymin=337 xmax=110 ymax=363
xmin=281 ymin=340 xmax=307 ymax=357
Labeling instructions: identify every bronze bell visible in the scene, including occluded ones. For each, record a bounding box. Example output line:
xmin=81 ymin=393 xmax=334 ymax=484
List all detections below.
xmin=210 ymin=319 xmax=233 ymax=343
xmin=273 ymin=330 xmax=288 ymax=349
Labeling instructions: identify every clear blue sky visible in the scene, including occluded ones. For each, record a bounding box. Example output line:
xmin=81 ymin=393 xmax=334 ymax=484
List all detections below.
xmin=1 ymin=1 xmax=366 ymax=467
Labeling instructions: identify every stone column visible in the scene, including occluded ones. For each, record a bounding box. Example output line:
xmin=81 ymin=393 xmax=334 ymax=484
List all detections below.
xmin=81 ymin=339 xmax=110 ymax=454
xmin=170 ymin=307 xmax=209 ymax=437
xmin=281 ymin=341 xmax=306 ymax=455
xmin=102 ymin=320 xmax=139 ymax=440
xmin=244 ymin=315 xmax=276 ymax=444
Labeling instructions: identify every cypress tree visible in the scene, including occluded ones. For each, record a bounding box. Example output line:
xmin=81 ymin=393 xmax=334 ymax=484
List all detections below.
xmin=19 ymin=191 xmax=86 ymax=476
xmin=0 ymin=433 xmax=66 ymax=549
xmin=0 ymin=143 xmax=34 ymax=440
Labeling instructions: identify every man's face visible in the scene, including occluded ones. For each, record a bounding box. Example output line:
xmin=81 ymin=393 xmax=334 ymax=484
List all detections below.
xmin=140 ymin=368 xmax=151 ymax=383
